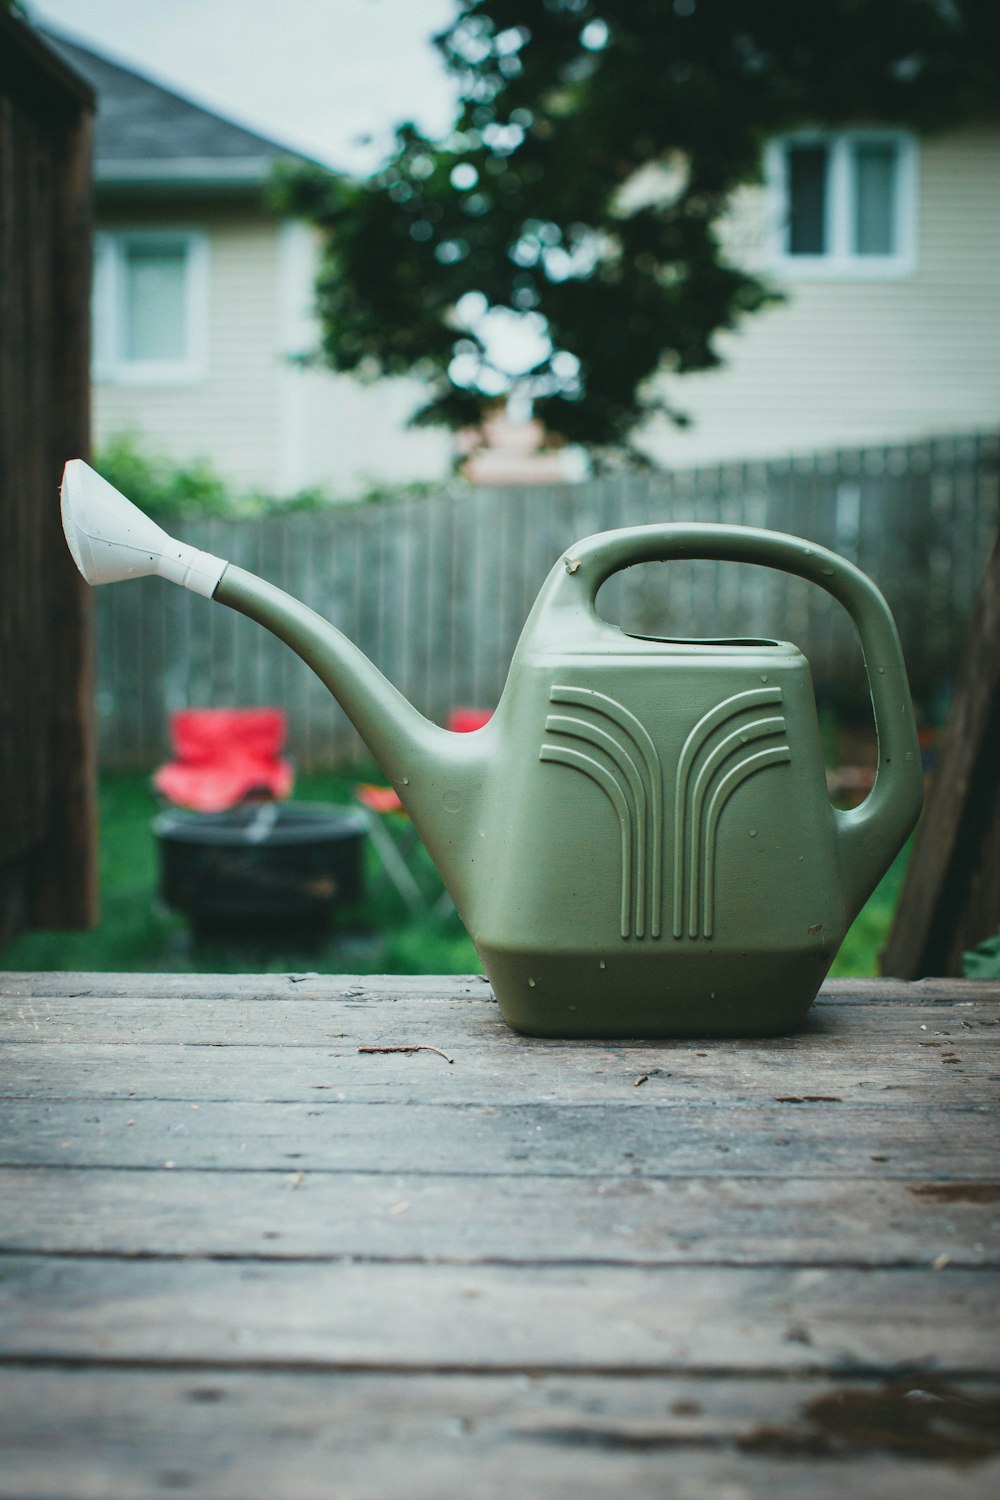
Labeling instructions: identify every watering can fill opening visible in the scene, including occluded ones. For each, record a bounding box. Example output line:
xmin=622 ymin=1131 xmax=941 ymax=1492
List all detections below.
xmin=622 ymin=633 xmax=783 ymax=648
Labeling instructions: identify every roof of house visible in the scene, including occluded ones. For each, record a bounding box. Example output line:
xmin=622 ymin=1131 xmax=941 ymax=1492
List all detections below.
xmin=42 ymin=30 xmax=312 ymax=191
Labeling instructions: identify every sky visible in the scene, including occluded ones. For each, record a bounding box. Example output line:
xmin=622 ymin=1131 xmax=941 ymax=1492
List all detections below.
xmin=29 ymin=0 xmax=460 ymax=172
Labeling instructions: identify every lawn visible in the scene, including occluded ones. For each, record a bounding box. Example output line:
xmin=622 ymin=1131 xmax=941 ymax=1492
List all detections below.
xmin=1 ymin=771 xmax=907 ymax=978
xmin=1 ymin=772 xmax=480 ymax=976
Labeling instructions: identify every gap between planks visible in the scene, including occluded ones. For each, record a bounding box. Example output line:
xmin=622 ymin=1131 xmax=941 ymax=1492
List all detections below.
xmin=4 ymin=1354 xmax=1000 ymax=1382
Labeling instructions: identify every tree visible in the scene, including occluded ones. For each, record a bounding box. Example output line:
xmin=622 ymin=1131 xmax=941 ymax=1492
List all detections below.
xmin=273 ymin=0 xmax=1000 ymax=459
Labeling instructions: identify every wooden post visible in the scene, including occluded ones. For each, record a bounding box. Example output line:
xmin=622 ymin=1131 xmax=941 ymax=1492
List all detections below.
xmin=882 ymin=527 xmax=1000 ymax=977
xmin=0 ymin=13 xmax=97 ymax=940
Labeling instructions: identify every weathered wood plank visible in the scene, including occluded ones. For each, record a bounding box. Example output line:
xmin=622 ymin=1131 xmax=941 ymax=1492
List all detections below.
xmin=1 ymin=1097 xmax=994 ymax=1179
xmin=2 ymin=1036 xmax=995 ymax=1105
xmin=0 ymin=991 xmax=499 ymax=1044
xmin=2 ymin=972 xmax=997 ymax=1005
xmin=1 ymin=1257 xmax=997 ymax=1374
xmin=2 ymin=973 xmax=997 ymax=1499
xmin=2 ymin=992 xmax=998 ymax=1045
xmin=0 ymin=972 xmax=494 ymax=1001
xmin=0 ymin=1369 xmax=998 ymax=1500
xmin=2 ymin=1166 xmax=996 ymax=1266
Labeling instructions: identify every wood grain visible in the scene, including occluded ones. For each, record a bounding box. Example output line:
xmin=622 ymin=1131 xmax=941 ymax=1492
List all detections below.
xmin=1 ymin=1033 xmax=992 ymax=1105
xmin=2 ymin=971 xmax=990 ymax=1002
xmin=1 ymin=972 xmax=997 ymax=1497
xmin=2 ymin=1256 xmax=998 ymax=1373
xmin=0 ymin=12 xmax=96 ymax=939
xmin=3 ymin=1166 xmax=997 ymax=1265
xmin=2 ymin=1097 xmax=994 ymax=1177
xmin=1 ymin=1370 xmax=997 ymax=1500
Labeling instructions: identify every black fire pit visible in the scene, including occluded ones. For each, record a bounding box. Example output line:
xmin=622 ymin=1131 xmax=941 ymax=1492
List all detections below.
xmin=153 ymin=802 xmax=368 ymax=945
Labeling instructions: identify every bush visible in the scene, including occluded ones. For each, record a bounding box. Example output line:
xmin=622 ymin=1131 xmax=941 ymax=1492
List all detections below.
xmin=94 ymin=434 xmax=233 ymax=520
xmin=964 ymin=930 xmax=1000 ymax=979
xmin=92 ymin=434 xmax=449 ymax=519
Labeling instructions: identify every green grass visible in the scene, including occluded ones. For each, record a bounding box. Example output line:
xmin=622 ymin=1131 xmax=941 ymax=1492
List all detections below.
xmin=827 ymin=841 xmax=910 ymax=977
xmin=0 ymin=771 xmax=481 ymax=976
xmin=1 ymin=771 xmax=908 ymax=978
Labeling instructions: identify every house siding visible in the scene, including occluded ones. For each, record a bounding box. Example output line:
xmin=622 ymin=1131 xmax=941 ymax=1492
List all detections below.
xmin=93 ymin=200 xmax=451 ymax=496
xmin=639 ymin=125 xmax=1000 ymax=465
xmin=93 ymin=125 xmax=999 ymax=487
xmin=94 ymin=201 xmax=280 ymax=487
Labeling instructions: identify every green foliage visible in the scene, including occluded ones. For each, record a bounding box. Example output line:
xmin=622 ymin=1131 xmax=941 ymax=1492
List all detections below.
xmin=0 ymin=772 xmax=481 ymax=977
xmin=964 ymin=930 xmax=1000 ymax=979
xmin=2 ymin=768 xmax=905 ymax=979
xmin=0 ymin=775 xmax=186 ymax=972
xmin=828 ymin=840 xmax=910 ymax=978
xmin=94 ymin=434 xmax=233 ymax=520
xmin=271 ymin=0 xmax=1000 ymax=459
xmin=92 ymin=434 xmax=450 ymax=515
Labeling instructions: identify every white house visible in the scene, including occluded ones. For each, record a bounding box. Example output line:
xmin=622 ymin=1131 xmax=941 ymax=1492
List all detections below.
xmin=637 ymin=123 xmax=1000 ymax=465
xmin=47 ymin=30 xmax=453 ymax=498
xmin=50 ymin=29 xmax=1000 ymax=490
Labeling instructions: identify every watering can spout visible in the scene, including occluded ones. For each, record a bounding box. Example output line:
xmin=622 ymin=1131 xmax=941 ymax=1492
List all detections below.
xmin=59 ymin=461 xmax=487 ymax=898
xmin=60 ymin=459 xmax=227 ymax=596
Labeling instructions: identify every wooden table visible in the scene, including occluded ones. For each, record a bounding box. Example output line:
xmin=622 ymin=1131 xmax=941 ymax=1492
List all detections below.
xmin=1 ymin=972 xmax=998 ymax=1498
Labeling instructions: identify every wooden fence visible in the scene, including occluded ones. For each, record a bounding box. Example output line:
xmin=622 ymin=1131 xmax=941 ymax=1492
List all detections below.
xmin=95 ymin=432 xmax=999 ymax=768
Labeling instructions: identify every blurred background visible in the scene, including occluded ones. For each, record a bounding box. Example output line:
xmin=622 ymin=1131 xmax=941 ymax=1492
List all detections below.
xmin=2 ymin=0 xmax=997 ymax=978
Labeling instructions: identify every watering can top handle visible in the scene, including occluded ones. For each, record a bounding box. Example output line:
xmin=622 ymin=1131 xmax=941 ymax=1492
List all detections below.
xmin=545 ymin=519 xmax=900 ymax=644
xmin=539 ymin=521 xmax=923 ymax=905
xmin=548 ymin=520 xmax=906 ymax=678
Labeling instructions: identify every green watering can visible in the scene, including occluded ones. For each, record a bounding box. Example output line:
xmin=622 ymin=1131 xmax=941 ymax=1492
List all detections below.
xmin=61 ymin=460 xmax=923 ymax=1038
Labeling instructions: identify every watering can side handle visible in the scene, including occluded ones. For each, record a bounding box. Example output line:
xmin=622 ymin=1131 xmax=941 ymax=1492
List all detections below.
xmin=544 ymin=522 xmax=924 ymax=914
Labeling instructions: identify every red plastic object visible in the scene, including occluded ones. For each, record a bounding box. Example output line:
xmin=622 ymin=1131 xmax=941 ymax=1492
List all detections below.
xmin=153 ymin=708 xmax=294 ymax=813
xmin=447 ymin=707 xmax=493 ymax=733
xmin=356 ymin=783 xmax=405 ymax=815
xmin=355 ymin=713 xmax=492 ymax=818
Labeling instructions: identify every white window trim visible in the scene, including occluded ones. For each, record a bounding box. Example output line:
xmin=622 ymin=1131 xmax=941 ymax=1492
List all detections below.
xmin=93 ymin=229 xmax=210 ymax=385
xmin=766 ymin=130 xmax=918 ymax=281
xmin=276 ymin=218 xmax=320 ymax=361
xmin=275 ymin=219 xmax=323 ymax=495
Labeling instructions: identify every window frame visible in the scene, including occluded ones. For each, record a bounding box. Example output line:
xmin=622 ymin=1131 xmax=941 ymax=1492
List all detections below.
xmin=92 ymin=229 xmax=210 ymax=385
xmin=766 ymin=130 xmax=918 ymax=281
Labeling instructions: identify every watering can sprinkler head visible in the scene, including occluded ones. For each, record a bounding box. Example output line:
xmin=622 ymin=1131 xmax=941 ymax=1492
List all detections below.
xmin=60 ymin=459 xmax=226 ymax=597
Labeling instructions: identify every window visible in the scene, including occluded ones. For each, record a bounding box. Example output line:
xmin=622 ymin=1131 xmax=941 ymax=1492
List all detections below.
xmin=769 ymin=132 xmax=917 ymax=278
xmin=93 ymin=231 xmax=209 ymax=383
